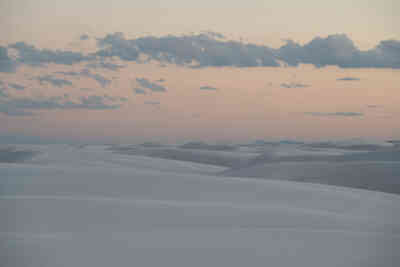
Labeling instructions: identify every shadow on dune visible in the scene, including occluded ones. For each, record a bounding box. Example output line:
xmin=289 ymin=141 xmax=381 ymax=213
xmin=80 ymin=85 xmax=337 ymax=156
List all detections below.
xmin=222 ymin=149 xmax=400 ymax=195
xmin=108 ymin=145 xmax=251 ymax=168
xmin=247 ymin=149 xmax=400 ymax=166
xmin=179 ymin=142 xmax=237 ymax=151
xmin=0 ymin=146 xmax=38 ymax=163
xmin=109 ymin=143 xmax=400 ymax=194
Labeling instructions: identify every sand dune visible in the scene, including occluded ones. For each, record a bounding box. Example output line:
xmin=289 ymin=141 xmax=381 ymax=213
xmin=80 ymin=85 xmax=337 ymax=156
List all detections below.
xmin=1 ymin=144 xmax=399 ymax=267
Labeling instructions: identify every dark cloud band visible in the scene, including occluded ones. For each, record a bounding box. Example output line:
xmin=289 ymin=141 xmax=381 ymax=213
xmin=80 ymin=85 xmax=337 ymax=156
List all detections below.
xmin=95 ymin=32 xmax=400 ymax=69
xmin=5 ymin=33 xmax=400 ymax=72
xmin=0 ymin=95 xmax=121 ymax=116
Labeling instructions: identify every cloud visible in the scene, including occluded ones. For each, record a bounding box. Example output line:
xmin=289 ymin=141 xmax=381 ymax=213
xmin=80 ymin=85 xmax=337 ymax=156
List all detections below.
xmin=95 ymin=32 xmax=139 ymax=61
xmin=305 ymin=112 xmax=364 ymax=117
xmin=0 ymin=46 xmax=17 ymax=73
xmin=80 ymin=69 xmax=111 ymax=87
xmin=37 ymin=75 xmax=73 ymax=87
xmin=202 ymin=31 xmax=226 ymax=39
xmin=278 ymin=34 xmax=400 ymax=68
xmin=200 ymin=85 xmax=218 ymax=91
xmin=5 ymin=33 xmax=400 ymax=70
xmin=8 ymin=83 xmax=25 ymax=90
xmin=85 ymin=61 xmax=124 ymax=71
xmin=0 ymin=94 xmax=121 ymax=116
xmin=9 ymin=42 xmax=88 ymax=66
xmin=56 ymin=69 xmax=111 ymax=87
xmin=55 ymin=71 xmax=81 ymax=76
xmin=79 ymin=95 xmax=118 ymax=108
xmin=367 ymin=105 xmax=382 ymax=108
xmin=337 ymin=77 xmax=360 ymax=81
xmin=134 ymin=88 xmax=147 ymax=94
xmin=136 ymin=78 xmax=166 ymax=92
xmin=144 ymin=101 xmax=160 ymax=105
xmin=278 ymin=35 xmax=357 ymax=67
xmin=94 ymin=32 xmax=400 ymax=69
xmin=95 ymin=32 xmax=279 ymax=67
xmin=80 ymin=34 xmax=89 ymax=41
xmin=280 ymin=83 xmax=309 ymax=88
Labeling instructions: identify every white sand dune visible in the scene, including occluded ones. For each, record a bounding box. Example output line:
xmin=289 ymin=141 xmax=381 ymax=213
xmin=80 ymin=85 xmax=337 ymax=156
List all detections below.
xmin=1 ymin=144 xmax=399 ymax=267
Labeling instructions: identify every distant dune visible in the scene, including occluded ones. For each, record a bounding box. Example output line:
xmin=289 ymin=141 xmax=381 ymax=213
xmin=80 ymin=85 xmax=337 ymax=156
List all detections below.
xmin=109 ymin=145 xmax=254 ymax=168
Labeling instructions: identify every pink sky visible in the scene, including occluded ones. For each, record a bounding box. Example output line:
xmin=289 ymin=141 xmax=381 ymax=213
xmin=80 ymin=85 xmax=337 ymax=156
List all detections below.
xmin=0 ymin=0 xmax=399 ymax=143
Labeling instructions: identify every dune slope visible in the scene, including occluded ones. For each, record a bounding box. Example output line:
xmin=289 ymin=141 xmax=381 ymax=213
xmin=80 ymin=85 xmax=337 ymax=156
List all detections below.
xmin=1 ymin=145 xmax=399 ymax=267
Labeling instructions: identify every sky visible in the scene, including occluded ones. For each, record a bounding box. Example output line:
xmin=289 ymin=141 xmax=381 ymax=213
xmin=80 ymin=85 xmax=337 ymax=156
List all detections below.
xmin=0 ymin=0 xmax=399 ymax=144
